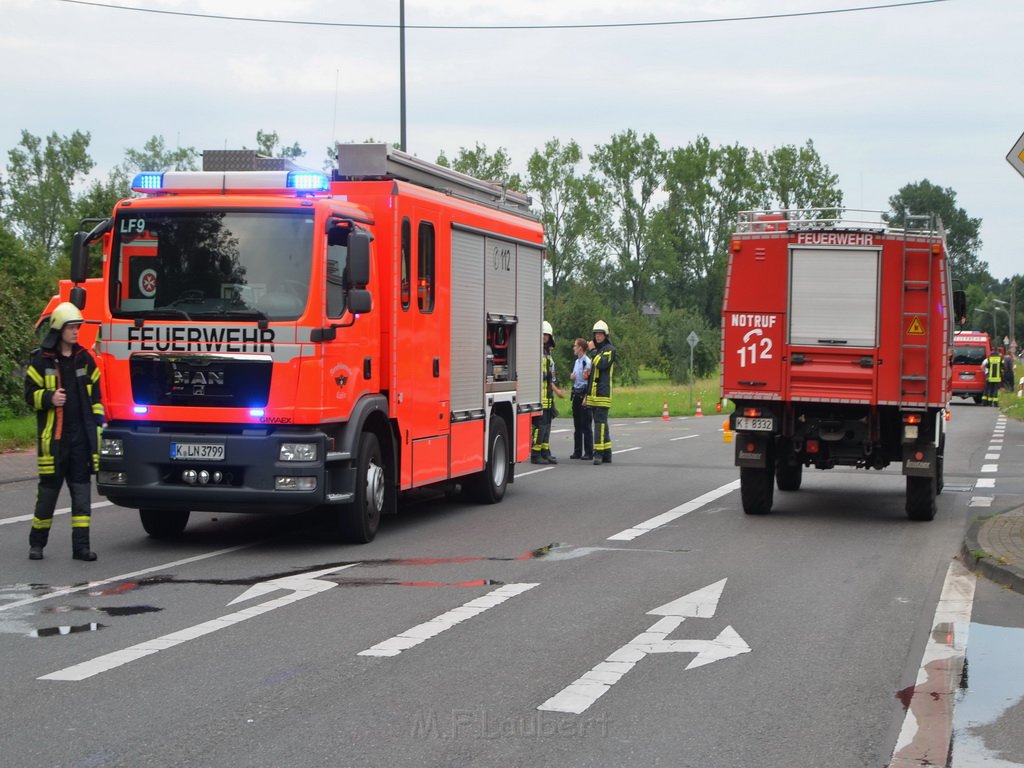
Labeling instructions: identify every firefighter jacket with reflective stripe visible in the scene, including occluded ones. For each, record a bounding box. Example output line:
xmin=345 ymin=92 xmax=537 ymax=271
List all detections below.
xmin=587 ymin=338 xmax=616 ymax=409
xmin=985 ymin=354 xmax=1003 ymax=383
xmin=541 ymin=353 xmax=558 ymax=410
xmin=24 ymin=345 xmax=104 ymax=475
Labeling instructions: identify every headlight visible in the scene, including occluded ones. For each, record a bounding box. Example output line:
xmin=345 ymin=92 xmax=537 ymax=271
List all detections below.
xmin=100 ymin=438 xmax=124 ymax=457
xmin=280 ymin=442 xmax=318 ymax=462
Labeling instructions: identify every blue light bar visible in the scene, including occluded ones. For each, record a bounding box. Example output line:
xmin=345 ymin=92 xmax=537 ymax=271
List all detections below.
xmin=286 ymin=171 xmax=330 ymax=192
xmin=132 ymin=172 xmax=164 ymax=192
xmin=249 ymin=408 xmax=266 ymax=418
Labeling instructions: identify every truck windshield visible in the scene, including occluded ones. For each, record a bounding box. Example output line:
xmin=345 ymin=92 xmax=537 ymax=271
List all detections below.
xmin=952 ymin=345 xmax=987 ymax=365
xmin=109 ymin=210 xmax=314 ymax=321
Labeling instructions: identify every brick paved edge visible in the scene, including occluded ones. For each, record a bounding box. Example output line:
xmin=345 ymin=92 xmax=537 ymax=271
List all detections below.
xmin=960 ymin=512 xmax=1024 ymax=596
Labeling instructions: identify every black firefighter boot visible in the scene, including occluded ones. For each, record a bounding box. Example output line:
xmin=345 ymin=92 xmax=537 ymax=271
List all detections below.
xmin=70 ymin=483 xmax=97 ymax=561
xmin=29 ymin=484 xmax=60 ymax=560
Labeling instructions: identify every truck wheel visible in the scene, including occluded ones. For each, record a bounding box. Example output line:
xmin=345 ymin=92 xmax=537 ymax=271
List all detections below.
xmin=466 ymin=417 xmax=509 ymax=504
xmin=740 ymin=462 xmax=775 ymax=515
xmin=139 ymin=509 xmax=190 ymax=539
xmin=775 ymin=442 xmax=802 ymax=491
xmin=905 ymin=475 xmax=937 ymax=521
xmin=336 ymin=432 xmax=385 ymax=544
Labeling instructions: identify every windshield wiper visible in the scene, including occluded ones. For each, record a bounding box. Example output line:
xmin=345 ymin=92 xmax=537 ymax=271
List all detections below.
xmin=193 ymin=309 xmax=271 ymax=323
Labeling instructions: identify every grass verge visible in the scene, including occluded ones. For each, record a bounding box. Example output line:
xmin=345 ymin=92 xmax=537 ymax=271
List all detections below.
xmin=0 ymin=415 xmax=35 ymax=453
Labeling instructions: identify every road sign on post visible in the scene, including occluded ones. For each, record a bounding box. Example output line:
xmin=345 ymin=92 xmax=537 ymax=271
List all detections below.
xmin=1007 ymin=130 xmax=1024 ymax=180
xmin=687 ymin=331 xmax=700 ymax=408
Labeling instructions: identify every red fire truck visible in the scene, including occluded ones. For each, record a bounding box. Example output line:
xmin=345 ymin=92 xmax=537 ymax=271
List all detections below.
xmin=68 ymin=145 xmax=545 ymax=542
xmin=950 ymin=330 xmax=992 ymax=404
xmin=721 ymin=209 xmax=962 ymax=521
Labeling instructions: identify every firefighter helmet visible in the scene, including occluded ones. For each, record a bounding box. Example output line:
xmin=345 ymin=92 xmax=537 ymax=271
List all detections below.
xmin=542 ymin=320 xmax=554 ymax=338
xmin=592 ymin=320 xmax=609 ymax=335
xmin=50 ymin=302 xmax=84 ymax=331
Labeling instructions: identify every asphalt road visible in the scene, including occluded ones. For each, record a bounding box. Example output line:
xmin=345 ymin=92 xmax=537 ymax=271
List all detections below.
xmin=0 ymin=404 xmax=1017 ymax=768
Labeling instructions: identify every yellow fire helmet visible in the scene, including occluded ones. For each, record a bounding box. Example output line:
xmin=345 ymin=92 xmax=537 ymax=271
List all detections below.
xmin=50 ymin=302 xmax=84 ymax=331
xmin=592 ymin=319 xmax=609 ymax=335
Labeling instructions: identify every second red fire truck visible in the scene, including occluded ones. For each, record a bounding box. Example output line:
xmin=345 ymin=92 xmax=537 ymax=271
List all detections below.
xmin=721 ymin=209 xmax=961 ymax=521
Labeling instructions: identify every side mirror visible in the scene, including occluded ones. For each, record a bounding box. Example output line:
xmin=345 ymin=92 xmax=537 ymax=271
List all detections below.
xmin=69 ymin=286 xmax=87 ymax=311
xmin=952 ymin=290 xmax=966 ymax=327
xmin=347 ymin=230 xmax=371 ymax=287
xmin=70 ymin=232 xmax=89 ymax=283
xmin=348 ymin=289 xmax=372 ymax=314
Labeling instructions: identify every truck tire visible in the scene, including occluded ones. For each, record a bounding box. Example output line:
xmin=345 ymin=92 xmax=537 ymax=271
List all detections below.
xmin=905 ymin=475 xmax=937 ymax=521
xmin=740 ymin=461 xmax=775 ymax=515
xmin=775 ymin=442 xmax=802 ymax=491
xmin=139 ymin=509 xmax=190 ymax=539
xmin=335 ymin=432 xmax=385 ymax=544
xmin=466 ymin=417 xmax=509 ymax=504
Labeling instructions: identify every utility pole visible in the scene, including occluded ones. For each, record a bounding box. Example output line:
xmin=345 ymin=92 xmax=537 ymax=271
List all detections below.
xmin=399 ymin=0 xmax=407 ymax=151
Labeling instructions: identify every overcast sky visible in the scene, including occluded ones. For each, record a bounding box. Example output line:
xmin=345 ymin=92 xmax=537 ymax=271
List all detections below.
xmin=3 ymin=0 xmax=1022 ymax=280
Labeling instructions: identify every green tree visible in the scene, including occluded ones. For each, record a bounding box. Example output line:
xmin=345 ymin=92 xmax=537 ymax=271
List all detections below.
xmin=885 ymin=179 xmax=988 ymax=283
xmin=437 ymin=142 xmax=523 ymax=190
xmin=1 ymin=129 xmax=94 ymax=262
xmin=255 ymin=130 xmax=304 ymax=159
xmin=121 ymin=135 xmax=198 ymax=173
xmin=752 ymin=139 xmax=843 ymax=211
xmin=660 ymin=137 xmax=761 ymax=325
xmin=657 ymin=307 xmax=719 ymax=383
xmin=0 ymin=223 xmax=43 ymax=417
xmin=526 ymin=138 xmax=604 ymax=296
xmin=589 ymin=130 xmax=666 ymax=310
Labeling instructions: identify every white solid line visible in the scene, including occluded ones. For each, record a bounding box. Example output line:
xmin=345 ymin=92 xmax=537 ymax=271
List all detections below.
xmin=359 ymin=582 xmax=538 ymax=657
xmin=975 ymin=478 xmax=995 ymax=488
xmin=888 ymin=559 xmax=975 ymax=768
xmin=40 ymin=564 xmax=358 ymax=681
xmin=614 ymin=446 xmax=641 ymax=455
xmin=0 ymin=500 xmax=114 ymax=527
xmin=516 ymin=467 xmax=555 ymax=478
xmin=0 ymin=544 xmax=255 ymax=613
xmin=608 ymin=480 xmax=741 ymax=541
xmin=670 ymin=435 xmax=699 ymax=442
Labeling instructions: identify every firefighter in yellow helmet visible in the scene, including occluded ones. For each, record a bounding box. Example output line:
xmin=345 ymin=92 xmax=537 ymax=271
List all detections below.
xmin=531 ymin=321 xmax=564 ymax=464
xmin=587 ymin=320 xmax=616 ymax=464
xmin=24 ymin=302 xmax=104 ymax=561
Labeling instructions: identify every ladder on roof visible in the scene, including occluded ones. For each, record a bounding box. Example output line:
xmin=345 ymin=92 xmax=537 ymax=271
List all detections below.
xmin=897 ymin=214 xmax=938 ymax=407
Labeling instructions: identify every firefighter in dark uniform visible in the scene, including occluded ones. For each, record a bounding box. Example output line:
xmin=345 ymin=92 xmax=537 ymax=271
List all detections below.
xmin=982 ymin=348 xmax=1003 ymax=407
xmin=532 ymin=321 xmax=564 ymax=464
xmin=25 ymin=302 xmax=104 ymax=561
xmin=587 ymin=320 xmax=616 ymax=465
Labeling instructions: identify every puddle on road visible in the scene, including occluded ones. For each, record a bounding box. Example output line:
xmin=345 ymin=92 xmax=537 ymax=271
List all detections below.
xmin=950 ymin=622 xmax=1024 ymax=767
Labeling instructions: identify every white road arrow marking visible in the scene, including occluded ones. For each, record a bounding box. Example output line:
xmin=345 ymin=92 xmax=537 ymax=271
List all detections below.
xmin=39 ymin=563 xmax=358 ymax=682
xmin=538 ymin=579 xmax=750 ymax=714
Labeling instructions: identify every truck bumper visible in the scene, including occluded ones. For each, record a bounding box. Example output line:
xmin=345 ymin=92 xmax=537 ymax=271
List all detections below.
xmin=97 ymin=423 xmax=353 ymax=514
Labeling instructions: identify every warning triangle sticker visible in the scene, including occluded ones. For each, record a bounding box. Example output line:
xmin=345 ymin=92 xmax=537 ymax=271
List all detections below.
xmin=907 ymin=317 xmax=926 ymax=335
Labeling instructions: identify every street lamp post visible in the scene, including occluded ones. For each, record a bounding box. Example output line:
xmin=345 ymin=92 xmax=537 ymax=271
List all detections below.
xmin=993 ymin=297 xmax=1014 ymax=349
xmin=974 ymin=307 xmax=997 ymax=340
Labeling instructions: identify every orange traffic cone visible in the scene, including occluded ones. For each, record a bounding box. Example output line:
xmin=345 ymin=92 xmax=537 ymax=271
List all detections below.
xmin=661 ymin=401 xmax=670 ymax=421
xmin=695 ymin=399 xmax=704 ymax=417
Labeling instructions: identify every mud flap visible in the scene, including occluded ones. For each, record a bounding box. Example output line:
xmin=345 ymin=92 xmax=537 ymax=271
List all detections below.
xmin=902 ymin=444 xmax=936 ymax=477
xmin=735 ymin=432 xmax=772 ymax=468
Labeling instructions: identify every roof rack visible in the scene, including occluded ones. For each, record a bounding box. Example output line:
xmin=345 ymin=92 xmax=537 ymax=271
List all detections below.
xmin=736 ymin=208 xmax=944 ymax=239
xmin=335 ymin=143 xmax=534 ymax=216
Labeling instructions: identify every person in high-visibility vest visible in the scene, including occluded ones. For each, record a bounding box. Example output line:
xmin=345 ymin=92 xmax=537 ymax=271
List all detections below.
xmin=982 ymin=348 xmax=1003 ymax=407
xmin=531 ymin=321 xmax=564 ymax=464
xmin=587 ymin=320 xmax=616 ymax=465
xmin=24 ymin=303 xmax=104 ymax=561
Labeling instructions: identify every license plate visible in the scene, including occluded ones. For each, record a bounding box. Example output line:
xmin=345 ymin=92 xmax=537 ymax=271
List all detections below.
xmin=734 ymin=417 xmax=773 ymax=431
xmin=171 ymin=442 xmax=225 ymax=461
xmin=959 ymin=372 xmax=975 ymax=379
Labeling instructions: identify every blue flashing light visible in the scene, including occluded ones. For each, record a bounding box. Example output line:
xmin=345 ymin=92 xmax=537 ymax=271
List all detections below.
xmin=132 ymin=172 xmax=164 ymax=192
xmin=286 ymin=171 xmax=330 ymax=192
xmin=133 ymin=405 xmax=149 ymax=415
xmin=249 ymin=408 xmax=266 ymax=418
